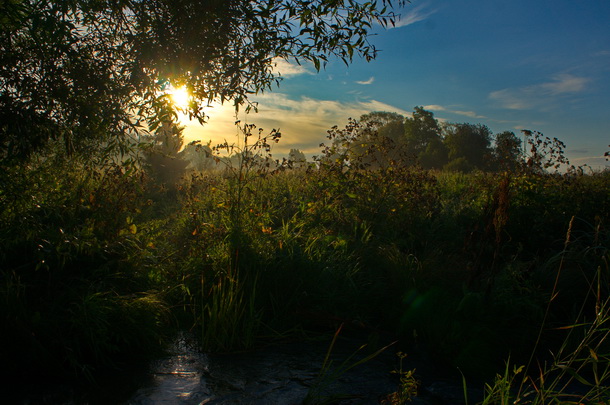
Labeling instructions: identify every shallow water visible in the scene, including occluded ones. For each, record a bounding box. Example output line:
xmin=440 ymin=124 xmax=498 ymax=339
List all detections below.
xmin=8 ymin=332 xmax=480 ymax=404
xmin=126 ymin=332 xmax=478 ymax=405
xmin=128 ymin=333 xmax=392 ymax=404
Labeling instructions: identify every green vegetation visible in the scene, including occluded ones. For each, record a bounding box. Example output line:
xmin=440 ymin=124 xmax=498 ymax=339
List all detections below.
xmin=331 ymin=107 xmax=580 ymax=174
xmin=1 ymin=115 xmax=608 ymax=404
xmin=2 ymin=1 xmax=609 ymax=402
xmin=1 ymin=0 xmax=406 ymax=161
xmin=304 ymin=324 xmax=396 ymax=404
xmin=382 ymin=352 xmax=419 ymax=404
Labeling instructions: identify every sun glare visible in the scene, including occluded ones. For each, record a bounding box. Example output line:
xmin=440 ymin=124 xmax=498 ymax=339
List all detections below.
xmin=170 ymin=86 xmax=190 ymax=110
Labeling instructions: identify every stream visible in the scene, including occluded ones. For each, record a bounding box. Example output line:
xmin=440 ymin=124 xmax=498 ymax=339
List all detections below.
xmin=8 ymin=332 xmax=483 ymax=404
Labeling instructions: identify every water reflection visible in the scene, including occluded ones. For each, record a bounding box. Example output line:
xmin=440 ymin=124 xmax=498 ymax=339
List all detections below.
xmin=129 ymin=333 xmax=210 ymax=404
xmin=6 ymin=332 xmax=480 ymax=404
xmin=128 ymin=333 xmax=399 ymax=405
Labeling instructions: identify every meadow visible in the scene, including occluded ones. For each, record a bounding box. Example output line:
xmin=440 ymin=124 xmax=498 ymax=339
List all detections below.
xmin=1 ymin=143 xmax=609 ymax=403
xmin=4 ymin=2 xmax=608 ymax=403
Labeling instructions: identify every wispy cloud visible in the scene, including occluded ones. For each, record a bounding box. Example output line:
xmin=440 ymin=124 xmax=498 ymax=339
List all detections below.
xmin=571 ymin=155 xmax=610 ymax=170
xmin=181 ymin=93 xmax=410 ymax=155
xmin=391 ymin=4 xmax=437 ymax=28
xmin=490 ymin=73 xmax=590 ymax=110
xmin=356 ymin=76 xmax=375 ymax=85
xmin=272 ymin=58 xmax=312 ymax=77
xmin=423 ymin=104 xmax=446 ymax=111
xmin=539 ymin=74 xmax=589 ymax=95
xmin=452 ymin=110 xmax=486 ymax=119
xmin=488 ymin=89 xmax=529 ymax=110
xmin=423 ymin=104 xmax=486 ymax=119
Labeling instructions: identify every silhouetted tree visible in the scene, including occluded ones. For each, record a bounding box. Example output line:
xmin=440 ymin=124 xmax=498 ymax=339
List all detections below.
xmin=183 ymin=141 xmax=215 ymax=171
xmin=288 ymin=148 xmax=307 ymax=169
xmin=360 ymin=111 xmax=405 ymax=143
xmin=404 ymin=106 xmax=443 ymax=165
xmin=443 ymin=123 xmax=493 ymax=171
xmin=493 ymin=131 xmax=523 ymax=172
xmin=419 ymin=137 xmax=449 ymax=170
xmin=351 ymin=111 xmax=407 ymax=167
xmin=1 ymin=0 xmax=406 ymax=163
xmin=144 ymin=122 xmax=189 ymax=188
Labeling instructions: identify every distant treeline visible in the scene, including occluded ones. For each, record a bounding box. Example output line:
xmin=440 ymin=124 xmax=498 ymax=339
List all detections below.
xmin=144 ymin=106 xmax=592 ymax=193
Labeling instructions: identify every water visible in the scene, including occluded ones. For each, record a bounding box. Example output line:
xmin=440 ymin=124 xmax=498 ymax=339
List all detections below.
xmin=7 ymin=332 xmax=480 ymax=404
xmin=126 ymin=332 xmax=478 ymax=405
xmin=128 ymin=332 xmax=395 ymax=404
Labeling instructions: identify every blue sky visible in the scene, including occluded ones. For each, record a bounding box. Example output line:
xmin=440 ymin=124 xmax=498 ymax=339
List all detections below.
xmin=183 ymin=0 xmax=610 ymax=170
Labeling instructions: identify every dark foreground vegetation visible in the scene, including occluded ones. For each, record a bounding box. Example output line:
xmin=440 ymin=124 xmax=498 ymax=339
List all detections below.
xmin=2 ymin=1 xmax=610 ymax=403
xmin=1 ymin=121 xmax=609 ymax=403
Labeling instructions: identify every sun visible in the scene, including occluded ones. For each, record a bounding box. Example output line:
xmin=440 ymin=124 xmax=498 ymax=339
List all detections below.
xmin=170 ymin=86 xmax=190 ymax=110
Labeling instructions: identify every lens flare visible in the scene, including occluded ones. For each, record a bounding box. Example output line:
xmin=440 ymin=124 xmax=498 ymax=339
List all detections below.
xmin=171 ymin=86 xmax=190 ymax=109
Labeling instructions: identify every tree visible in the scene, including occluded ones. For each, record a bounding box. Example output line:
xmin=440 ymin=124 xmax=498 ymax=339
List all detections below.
xmin=144 ymin=121 xmax=189 ymax=188
xmin=183 ymin=141 xmax=215 ymax=171
xmin=0 ymin=0 xmax=407 ymax=163
xmin=419 ymin=136 xmax=448 ymax=170
xmin=493 ymin=131 xmax=522 ymax=172
xmin=403 ymin=106 xmax=443 ymax=164
xmin=288 ymin=148 xmax=307 ymax=169
xmin=444 ymin=156 xmax=473 ymax=173
xmin=350 ymin=111 xmax=407 ymax=167
xmin=360 ymin=111 xmax=405 ymax=143
xmin=443 ymin=123 xmax=493 ymax=171
xmin=319 ymin=117 xmax=371 ymax=170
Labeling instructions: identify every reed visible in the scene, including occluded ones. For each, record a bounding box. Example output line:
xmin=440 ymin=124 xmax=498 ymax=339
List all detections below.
xmin=197 ymin=273 xmax=261 ymax=352
xmin=464 ymin=216 xmax=610 ymax=404
xmin=304 ymin=324 xmax=395 ymax=405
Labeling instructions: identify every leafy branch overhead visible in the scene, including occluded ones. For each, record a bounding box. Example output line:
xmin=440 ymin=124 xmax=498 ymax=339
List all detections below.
xmin=0 ymin=0 xmax=408 ymax=161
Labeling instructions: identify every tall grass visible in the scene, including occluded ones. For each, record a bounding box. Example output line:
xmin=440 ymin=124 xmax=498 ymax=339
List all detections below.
xmin=197 ymin=273 xmax=261 ymax=352
xmin=174 ymin=167 xmax=609 ymax=361
xmin=304 ymin=324 xmax=396 ymax=405
xmin=2 ymin=133 xmax=609 ymax=400
xmin=0 ymin=153 xmax=173 ymax=379
xmin=463 ymin=212 xmax=610 ymax=404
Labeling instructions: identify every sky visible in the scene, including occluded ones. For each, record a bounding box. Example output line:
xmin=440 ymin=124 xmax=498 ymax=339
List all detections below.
xmin=181 ymin=0 xmax=610 ymax=170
